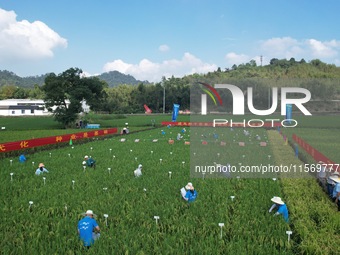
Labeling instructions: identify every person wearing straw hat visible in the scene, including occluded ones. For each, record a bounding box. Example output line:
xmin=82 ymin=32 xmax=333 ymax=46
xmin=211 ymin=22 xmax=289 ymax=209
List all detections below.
xmin=83 ymin=155 xmax=96 ymax=169
xmin=78 ymin=209 xmax=100 ymax=248
xmin=331 ymin=176 xmax=340 ymax=211
xmin=180 ymin=182 xmax=198 ymax=203
xmin=134 ymin=164 xmax=143 ymax=177
xmin=35 ymin=163 xmax=49 ymax=175
xmin=268 ymin=196 xmax=289 ymax=222
xmin=327 ymin=171 xmax=340 ymax=198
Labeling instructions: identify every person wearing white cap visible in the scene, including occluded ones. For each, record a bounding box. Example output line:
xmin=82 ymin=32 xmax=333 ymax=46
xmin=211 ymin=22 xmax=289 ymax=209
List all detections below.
xmin=78 ymin=209 xmax=100 ymax=248
xmin=35 ymin=163 xmax=49 ymax=175
xmin=83 ymin=155 xmax=96 ymax=169
xmin=180 ymin=182 xmax=198 ymax=203
xmin=268 ymin=196 xmax=289 ymax=222
xmin=134 ymin=164 xmax=143 ymax=177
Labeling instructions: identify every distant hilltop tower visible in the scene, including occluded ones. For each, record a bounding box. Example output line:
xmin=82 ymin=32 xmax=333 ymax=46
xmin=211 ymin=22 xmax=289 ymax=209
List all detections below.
xmin=260 ymin=55 xmax=263 ymax=66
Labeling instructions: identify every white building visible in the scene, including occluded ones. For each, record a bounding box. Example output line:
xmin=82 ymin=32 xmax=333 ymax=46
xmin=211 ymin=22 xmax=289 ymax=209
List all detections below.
xmin=0 ymin=99 xmax=50 ymax=116
xmin=0 ymin=99 xmax=89 ymax=116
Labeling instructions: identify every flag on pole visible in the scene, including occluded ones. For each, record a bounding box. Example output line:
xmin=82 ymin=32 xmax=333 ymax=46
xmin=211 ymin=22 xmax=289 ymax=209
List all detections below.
xmin=172 ymin=104 xmax=180 ymax=121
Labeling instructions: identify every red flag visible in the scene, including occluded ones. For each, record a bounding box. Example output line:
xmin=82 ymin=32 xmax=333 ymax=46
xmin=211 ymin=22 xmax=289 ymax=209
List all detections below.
xmin=144 ymin=104 xmax=152 ymax=114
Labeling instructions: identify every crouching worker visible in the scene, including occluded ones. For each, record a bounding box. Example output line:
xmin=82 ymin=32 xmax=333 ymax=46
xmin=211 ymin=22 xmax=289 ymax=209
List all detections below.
xmin=180 ymin=182 xmax=198 ymax=203
xmin=268 ymin=196 xmax=289 ymax=222
xmin=83 ymin=155 xmax=96 ymax=169
xmin=134 ymin=164 xmax=143 ymax=177
xmin=35 ymin=163 xmax=49 ymax=175
xmin=78 ymin=210 xmax=100 ymax=248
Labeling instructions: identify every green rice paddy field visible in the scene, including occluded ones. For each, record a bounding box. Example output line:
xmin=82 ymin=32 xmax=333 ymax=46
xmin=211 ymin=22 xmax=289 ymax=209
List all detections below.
xmin=0 ymin=114 xmax=339 ymax=254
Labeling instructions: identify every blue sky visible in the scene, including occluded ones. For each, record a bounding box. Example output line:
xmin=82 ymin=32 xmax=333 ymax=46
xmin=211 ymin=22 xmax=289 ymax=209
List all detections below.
xmin=0 ymin=0 xmax=339 ymax=82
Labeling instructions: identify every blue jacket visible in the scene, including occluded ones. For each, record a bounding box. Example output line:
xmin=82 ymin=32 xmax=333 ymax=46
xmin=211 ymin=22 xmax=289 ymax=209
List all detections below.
xmin=185 ymin=190 xmax=198 ymax=202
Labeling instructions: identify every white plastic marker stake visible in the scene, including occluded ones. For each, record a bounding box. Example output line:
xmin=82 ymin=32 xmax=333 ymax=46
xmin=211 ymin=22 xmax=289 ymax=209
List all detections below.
xmin=10 ymin=159 xmax=12 ymax=166
xmin=65 ymin=205 xmax=68 ymax=213
xmin=268 ymin=155 xmax=272 ymax=160
xmin=10 ymin=173 xmax=13 ymax=181
xmin=230 ymin=196 xmax=235 ymax=201
xmin=32 ymin=162 xmax=35 ymax=166
xmin=182 ymin=161 xmax=185 ymax=167
xmin=130 ymin=149 xmax=133 ymax=153
xmin=72 ymin=146 xmax=74 ymax=149
xmin=113 ymin=155 xmax=116 ymax=159
xmin=43 ymin=177 xmax=46 ymax=185
xmin=154 ymin=216 xmax=160 ymax=224
xmin=159 ymin=158 xmax=162 ymax=164
xmin=170 ymin=152 xmax=173 ymax=155
xmin=49 ymin=153 xmax=52 ymax=157
xmin=104 ymin=214 xmax=109 ymax=226
xmin=168 ymin=171 xmax=172 ymax=179
xmin=110 ymin=148 xmax=112 ymax=153
xmin=151 ymin=151 xmax=153 ymax=155
xmin=135 ymin=157 xmax=137 ymax=161
xmin=217 ymin=153 xmax=220 ymax=157
xmin=68 ymin=153 xmax=71 ymax=157
xmin=143 ymin=188 xmax=147 ymax=192
xmin=286 ymin=231 xmax=292 ymax=242
xmin=108 ymin=168 xmax=111 ymax=174
xmin=83 ymin=166 xmax=86 ymax=172
xmin=29 ymin=201 xmax=33 ymax=209
xmin=193 ymin=152 xmax=196 ymax=156
xmin=72 ymin=180 xmax=75 ymax=189
xmin=218 ymin=223 xmax=225 ymax=239
xmin=91 ymin=147 xmax=93 ymax=151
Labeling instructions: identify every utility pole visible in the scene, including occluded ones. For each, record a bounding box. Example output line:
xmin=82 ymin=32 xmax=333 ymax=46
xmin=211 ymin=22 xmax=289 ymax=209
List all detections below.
xmin=162 ymin=82 xmax=165 ymax=114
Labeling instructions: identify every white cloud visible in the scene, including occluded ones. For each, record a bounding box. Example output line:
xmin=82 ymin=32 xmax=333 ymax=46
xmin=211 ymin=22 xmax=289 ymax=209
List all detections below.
xmin=0 ymin=8 xmax=67 ymax=62
xmin=158 ymin=44 xmax=170 ymax=52
xmin=103 ymin=52 xmax=217 ymax=82
xmin=259 ymin=37 xmax=340 ymax=61
xmin=307 ymin=39 xmax=340 ymax=58
xmin=222 ymin=37 xmax=340 ymax=67
xmin=225 ymin=52 xmax=251 ymax=66
xmin=260 ymin=37 xmax=303 ymax=59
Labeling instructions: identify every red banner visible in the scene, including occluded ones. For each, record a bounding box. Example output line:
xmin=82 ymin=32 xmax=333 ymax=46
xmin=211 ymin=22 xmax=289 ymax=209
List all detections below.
xmin=292 ymin=134 xmax=336 ymax=165
xmin=0 ymin=128 xmax=118 ymax=153
xmin=161 ymin=121 xmax=282 ymax=127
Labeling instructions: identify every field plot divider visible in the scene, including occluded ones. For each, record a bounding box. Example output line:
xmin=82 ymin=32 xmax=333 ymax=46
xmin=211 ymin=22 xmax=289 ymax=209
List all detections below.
xmin=292 ymin=134 xmax=337 ymax=165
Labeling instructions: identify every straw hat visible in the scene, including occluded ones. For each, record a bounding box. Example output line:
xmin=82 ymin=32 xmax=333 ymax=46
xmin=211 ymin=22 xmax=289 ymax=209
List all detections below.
xmin=39 ymin=163 xmax=44 ymax=168
xmin=271 ymin=196 xmax=284 ymax=205
xmin=83 ymin=210 xmax=97 ymax=217
xmin=185 ymin=182 xmax=194 ymax=190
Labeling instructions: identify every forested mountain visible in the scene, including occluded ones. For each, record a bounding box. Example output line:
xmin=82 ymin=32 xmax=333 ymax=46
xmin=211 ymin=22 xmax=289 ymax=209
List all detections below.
xmin=96 ymin=71 xmax=149 ymax=87
xmin=0 ymin=70 xmax=47 ymax=87
xmin=0 ymin=70 xmax=148 ymax=88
